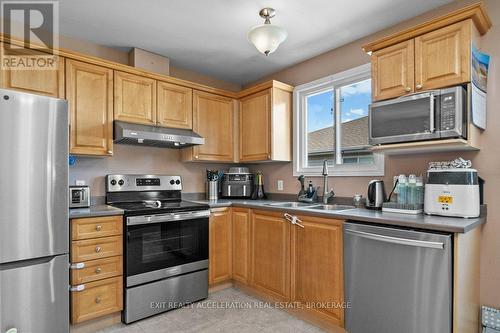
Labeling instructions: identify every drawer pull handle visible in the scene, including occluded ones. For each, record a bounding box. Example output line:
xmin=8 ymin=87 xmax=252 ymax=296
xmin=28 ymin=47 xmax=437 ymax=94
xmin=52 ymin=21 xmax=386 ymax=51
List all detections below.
xmin=95 ymin=267 xmax=102 ymax=274
xmin=95 ymin=296 xmax=102 ymax=304
xmin=95 ymin=246 xmax=102 ymax=253
xmin=96 ymin=225 xmax=102 ymax=231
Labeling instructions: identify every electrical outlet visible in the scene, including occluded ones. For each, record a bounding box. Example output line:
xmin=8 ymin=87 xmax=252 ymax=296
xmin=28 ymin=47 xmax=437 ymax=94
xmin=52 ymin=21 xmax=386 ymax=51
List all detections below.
xmin=75 ymin=180 xmax=86 ymax=186
xmin=277 ymin=180 xmax=284 ymax=191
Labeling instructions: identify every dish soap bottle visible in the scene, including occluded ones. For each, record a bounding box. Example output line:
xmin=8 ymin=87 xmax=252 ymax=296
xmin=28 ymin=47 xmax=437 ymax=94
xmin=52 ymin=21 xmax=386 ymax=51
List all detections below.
xmin=252 ymin=171 xmax=266 ymax=200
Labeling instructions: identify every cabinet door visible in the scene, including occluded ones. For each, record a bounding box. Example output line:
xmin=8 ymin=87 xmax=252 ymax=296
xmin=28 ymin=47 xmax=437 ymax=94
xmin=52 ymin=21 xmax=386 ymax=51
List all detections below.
xmin=291 ymin=215 xmax=344 ymax=326
xmin=209 ymin=208 xmax=232 ymax=285
xmin=157 ymin=81 xmax=193 ymax=129
xmin=250 ymin=210 xmax=290 ymax=301
xmin=0 ymin=43 xmax=64 ymax=97
xmin=372 ymin=40 xmax=414 ymax=101
xmin=415 ymin=20 xmax=471 ymax=91
xmin=240 ymin=89 xmax=271 ymax=161
xmin=66 ymin=59 xmax=113 ymax=156
xmin=192 ymin=91 xmax=234 ymax=161
xmin=114 ymin=71 xmax=156 ymax=125
xmin=232 ymin=208 xmax=250 ymax=284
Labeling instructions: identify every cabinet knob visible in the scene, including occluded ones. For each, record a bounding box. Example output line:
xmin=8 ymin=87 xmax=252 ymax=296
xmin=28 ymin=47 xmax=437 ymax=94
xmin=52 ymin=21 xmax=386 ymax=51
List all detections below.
xmin=195 ymin=155 xmax=199 ymax=159
xmin=107 ymin=150 xmax=113 ymax=155
xmin=95 ymin=225 xmax=102 ymax=231
xmin=95 ymin=296 xmax=102 ymax=304
xmin=416 ymin=84 xmax=423 ymax=90
xmin=267 ymin=155 xmax=271 ymax=159
xmin=95 ymin=267 xmax=102 ymax=274
xmin=95 ymin=246 xmax=101 ymax=253
xmin=405 ymin=87 xmax=411 ymax=92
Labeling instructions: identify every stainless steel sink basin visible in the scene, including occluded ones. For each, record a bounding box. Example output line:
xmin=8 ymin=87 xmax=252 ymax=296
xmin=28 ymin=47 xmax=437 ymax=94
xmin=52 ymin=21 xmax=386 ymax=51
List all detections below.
xmin=307 ymin=204 xmax=356 ymax=211
xmin=266 ymin=202 xmax=317 ymax=208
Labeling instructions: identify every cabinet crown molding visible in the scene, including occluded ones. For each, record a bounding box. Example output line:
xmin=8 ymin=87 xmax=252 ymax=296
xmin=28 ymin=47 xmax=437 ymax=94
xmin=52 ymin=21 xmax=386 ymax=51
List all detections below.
xmin=362 ymin=2 xmax=492 ymax=53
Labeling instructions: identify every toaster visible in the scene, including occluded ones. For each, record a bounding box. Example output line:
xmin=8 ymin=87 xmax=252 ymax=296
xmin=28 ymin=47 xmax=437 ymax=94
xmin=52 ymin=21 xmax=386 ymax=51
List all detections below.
xmin=424 ymin=168 xmax=480 ymax=218
xmin=69 ymin=185 xmax=91 ymax=208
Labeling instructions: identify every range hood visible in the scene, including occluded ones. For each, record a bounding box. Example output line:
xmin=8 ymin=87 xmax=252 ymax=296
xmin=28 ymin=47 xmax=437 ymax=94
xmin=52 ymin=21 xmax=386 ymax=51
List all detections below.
xmin=114 ymin=121 xmax=204 ymax=148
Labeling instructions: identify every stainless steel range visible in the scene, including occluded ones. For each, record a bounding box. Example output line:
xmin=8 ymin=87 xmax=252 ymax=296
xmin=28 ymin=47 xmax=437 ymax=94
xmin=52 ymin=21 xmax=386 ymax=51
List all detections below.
xmin=106 ymin=174 xmax=210 ymax=324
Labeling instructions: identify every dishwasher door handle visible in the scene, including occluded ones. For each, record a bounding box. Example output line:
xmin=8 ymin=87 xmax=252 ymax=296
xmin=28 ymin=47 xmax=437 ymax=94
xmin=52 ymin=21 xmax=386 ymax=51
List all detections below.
xmin=345 ymin=229 xmax=445 ymax=249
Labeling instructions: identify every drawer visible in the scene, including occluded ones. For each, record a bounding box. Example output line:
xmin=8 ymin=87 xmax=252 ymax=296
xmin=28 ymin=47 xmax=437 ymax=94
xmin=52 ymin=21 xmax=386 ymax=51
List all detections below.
xmin=71 ymin=276 xmax=123 ymax=324
xmin=71 ymin=256 xmax=123 ymax=285
xmin=71 ymin=216 xmax=123 ymax=240
xmin=71 ymin=236 xmax=122 ymax=262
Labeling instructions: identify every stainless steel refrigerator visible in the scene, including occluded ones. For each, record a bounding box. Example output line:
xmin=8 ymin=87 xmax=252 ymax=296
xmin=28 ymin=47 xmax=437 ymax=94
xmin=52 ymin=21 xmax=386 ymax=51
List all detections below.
xmin=0 ymin=89 xmax=69 ymax=333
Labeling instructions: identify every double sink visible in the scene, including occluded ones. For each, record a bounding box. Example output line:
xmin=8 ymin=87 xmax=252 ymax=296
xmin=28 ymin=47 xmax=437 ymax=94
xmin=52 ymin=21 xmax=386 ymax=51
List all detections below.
xmin=265 ymin=201 xmax=356 ymax=212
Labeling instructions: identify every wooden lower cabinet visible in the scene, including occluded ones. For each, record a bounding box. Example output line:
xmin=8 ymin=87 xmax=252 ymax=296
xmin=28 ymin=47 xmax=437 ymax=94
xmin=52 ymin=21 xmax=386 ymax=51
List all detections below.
xmin=71 ymin=276 xmax=123 ymax=324
xmin=291 ymin=215 xmax=344 ymax=326
xmin=209 ymin=208 xmax=232 ymax=285
xmin=250 ymin=210 xmax=290 ymax=301
xmin=70 ymin=215 xmax=124 ymax=324
xmin=232 ymin=208 xmax=251 ymax=284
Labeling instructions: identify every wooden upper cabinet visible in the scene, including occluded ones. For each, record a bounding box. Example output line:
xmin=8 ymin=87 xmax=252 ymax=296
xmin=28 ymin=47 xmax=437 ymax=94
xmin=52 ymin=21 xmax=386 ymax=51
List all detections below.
xmin=209 ymin=208 xmax=232 ymax=285
xmin=250 ymin=210 xmax=290 ymax=301
xmin=114 ymin=71 xmax=156 ymax=125
xmin=184 ymin=91 xmax=234 ymax=162
xmin=66 ymin=59 xmax=114 ymax=156
xmin=415 ymin=20 xmax=471 ymax=91
xmin=239 ymin=82 xmax=293 ymax=162
xmin=232 ymin=208 xmax=250 ymax=284
xmin=372 ymin=40 xmax=414 ymax=101
xmin=157 ymin=81 xmax=193 ymax=129
xmin=0 ymin=43 xmax=64 ymax=98
xmin=240 ymin=90 xmax=271 ymax=161
xmin=291 ymin=215 xmax=344 ymax=326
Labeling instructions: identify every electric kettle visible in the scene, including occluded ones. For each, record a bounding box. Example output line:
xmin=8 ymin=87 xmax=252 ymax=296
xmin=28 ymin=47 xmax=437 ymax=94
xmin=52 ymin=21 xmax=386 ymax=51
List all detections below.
xmin=366 ymin=180 xmax=387 ymax=209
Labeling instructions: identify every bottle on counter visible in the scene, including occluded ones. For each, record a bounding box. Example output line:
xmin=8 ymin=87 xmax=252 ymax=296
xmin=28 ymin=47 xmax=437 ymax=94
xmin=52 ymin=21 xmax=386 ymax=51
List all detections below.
xmin=397 ymin=174 xmax=408 ymax=204
xmin=308 ymin=181 xmax=314 ymax=197
xmin=416 ymin=176 xmax=424 ymax=205
xmin=408 ymin=174 xmax=417 ymax=205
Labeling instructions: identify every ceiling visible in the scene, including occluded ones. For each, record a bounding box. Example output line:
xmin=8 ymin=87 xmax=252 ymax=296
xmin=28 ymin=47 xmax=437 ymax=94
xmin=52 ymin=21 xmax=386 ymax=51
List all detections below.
xmin=57 ymin=0 xmax=453 ymax=85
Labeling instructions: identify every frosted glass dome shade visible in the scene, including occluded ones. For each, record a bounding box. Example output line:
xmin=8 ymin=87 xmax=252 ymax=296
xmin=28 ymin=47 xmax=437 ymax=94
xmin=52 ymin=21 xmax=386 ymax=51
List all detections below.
xmin=248 ymin=24 xmax=287 ymax=56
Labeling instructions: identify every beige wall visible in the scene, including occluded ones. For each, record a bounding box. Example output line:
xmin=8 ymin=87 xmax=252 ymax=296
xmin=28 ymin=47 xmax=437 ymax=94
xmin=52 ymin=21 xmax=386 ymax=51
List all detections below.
xmin=249 ymin=0 xmax=500 ymax=310
xmin=69 ymin=145 xmax=231 ymax=196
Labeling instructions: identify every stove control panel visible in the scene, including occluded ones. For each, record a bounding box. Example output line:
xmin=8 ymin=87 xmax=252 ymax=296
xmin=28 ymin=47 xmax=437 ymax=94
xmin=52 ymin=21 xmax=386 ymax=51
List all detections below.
xmin=106 ymin=174 xmax=182 ymax=192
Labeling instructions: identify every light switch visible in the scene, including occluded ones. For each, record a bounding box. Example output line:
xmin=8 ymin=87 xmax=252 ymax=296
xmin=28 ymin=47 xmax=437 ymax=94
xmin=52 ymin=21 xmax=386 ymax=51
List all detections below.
xmin=277 ymin=180 xmax=284 ymax=191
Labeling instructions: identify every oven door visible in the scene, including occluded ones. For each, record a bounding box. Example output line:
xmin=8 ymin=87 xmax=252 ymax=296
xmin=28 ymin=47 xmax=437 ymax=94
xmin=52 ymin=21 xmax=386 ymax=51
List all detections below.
xmin=125 ymin=210 xmax=209 ymax=287
xmin=370 ymin=92 xmax=440 ymax=145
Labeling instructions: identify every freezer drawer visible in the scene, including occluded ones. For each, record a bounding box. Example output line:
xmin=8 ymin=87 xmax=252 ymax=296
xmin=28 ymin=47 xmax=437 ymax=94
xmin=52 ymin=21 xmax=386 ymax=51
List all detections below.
xmin=0 ymin=255 xmax=69 ymax=333
xmin=344 ymin=222 xmax=452 ymax=333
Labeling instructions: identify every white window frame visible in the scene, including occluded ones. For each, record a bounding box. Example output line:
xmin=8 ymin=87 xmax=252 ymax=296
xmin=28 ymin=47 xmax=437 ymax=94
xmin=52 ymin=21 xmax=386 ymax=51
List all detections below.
xmin=293 ymin=63 xmax=385 ymax=177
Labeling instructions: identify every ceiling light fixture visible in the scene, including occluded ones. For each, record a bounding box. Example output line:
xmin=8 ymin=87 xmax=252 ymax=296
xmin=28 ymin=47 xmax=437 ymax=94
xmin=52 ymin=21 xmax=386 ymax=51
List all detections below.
xmin=248 ymin=7 xmax=287 ymax=56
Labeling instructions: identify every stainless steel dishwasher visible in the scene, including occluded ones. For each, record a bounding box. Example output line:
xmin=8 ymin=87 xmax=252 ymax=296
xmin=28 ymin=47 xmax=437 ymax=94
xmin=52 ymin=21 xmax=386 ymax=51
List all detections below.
xmin=344 ymin=221 xmax=452 ymax=333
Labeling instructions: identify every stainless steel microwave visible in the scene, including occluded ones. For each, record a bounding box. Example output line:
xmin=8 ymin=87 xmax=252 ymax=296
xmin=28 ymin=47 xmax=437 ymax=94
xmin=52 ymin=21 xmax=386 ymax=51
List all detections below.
xmin=369 ymin=85 xmax=467 ymax=145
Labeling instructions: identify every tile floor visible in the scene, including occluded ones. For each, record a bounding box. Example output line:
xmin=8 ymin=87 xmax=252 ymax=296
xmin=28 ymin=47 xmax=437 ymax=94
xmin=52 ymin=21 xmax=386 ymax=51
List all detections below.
xmin=96 ymin=287 xmax=325 ymax=333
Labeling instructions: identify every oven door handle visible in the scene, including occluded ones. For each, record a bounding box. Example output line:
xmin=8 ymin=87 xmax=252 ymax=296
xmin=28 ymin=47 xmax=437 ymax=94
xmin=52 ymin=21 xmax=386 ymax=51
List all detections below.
xmin=126 ymin=210 xmax=211 ymax=226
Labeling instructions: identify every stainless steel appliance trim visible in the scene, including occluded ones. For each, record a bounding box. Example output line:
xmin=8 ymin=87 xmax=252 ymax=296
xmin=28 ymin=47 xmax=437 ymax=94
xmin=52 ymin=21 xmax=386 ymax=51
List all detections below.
xmin=439 ymin=85 xmax=466 ymax=139
xmin=345 ymin=229 xmax=444 ymax=249
xmin=126 ymin=259 xmax=209 ymax=287
xmin=371 ymin=91 xmax=433 ymax=108
xmin=126 ymin=210 xmax=210 ymax=226
xmin=124 ymin=269 xmax=208 ymax=323
xmin=106 ymin=174 xmax=182 ymax=192
xmin=429 ymin=93 xmax=435 ymax=133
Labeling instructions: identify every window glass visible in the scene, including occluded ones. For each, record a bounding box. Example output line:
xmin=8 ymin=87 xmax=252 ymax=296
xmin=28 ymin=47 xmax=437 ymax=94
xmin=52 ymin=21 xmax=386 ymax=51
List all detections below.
xmin=306 ymin=89 xmax=334 ymax=167
xmin=339 ymin=78 xmax=374 ymax=165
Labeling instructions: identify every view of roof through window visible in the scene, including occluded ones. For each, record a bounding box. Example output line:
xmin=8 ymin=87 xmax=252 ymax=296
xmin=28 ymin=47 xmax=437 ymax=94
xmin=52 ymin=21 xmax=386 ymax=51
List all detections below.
xmin=307 ymin=79 xmax=372 ymax=166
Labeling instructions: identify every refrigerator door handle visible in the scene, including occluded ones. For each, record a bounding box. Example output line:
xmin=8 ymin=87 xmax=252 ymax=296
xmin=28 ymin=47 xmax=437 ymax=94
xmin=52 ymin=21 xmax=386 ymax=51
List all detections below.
xmin=345 ymin=229 xmax=444 ymax=249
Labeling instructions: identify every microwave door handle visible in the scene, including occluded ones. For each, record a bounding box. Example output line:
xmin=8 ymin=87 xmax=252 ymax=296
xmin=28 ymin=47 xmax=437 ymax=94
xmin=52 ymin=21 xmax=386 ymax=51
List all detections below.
xmin=429 ymin=94 xmax=435 ymax=133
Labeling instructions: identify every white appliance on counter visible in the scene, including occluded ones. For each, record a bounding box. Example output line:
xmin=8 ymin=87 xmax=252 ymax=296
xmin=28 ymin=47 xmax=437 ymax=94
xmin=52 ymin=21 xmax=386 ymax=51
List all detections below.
xmin=424 ymin=168 xmax=480 ymax=218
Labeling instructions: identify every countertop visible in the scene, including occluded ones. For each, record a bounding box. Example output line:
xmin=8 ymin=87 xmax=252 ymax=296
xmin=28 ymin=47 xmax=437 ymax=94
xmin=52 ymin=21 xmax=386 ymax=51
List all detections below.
xmin=190 ymin=199 xmax=486 ymax=233
xmin=69 ymin=204 xmax=124 ymax=218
